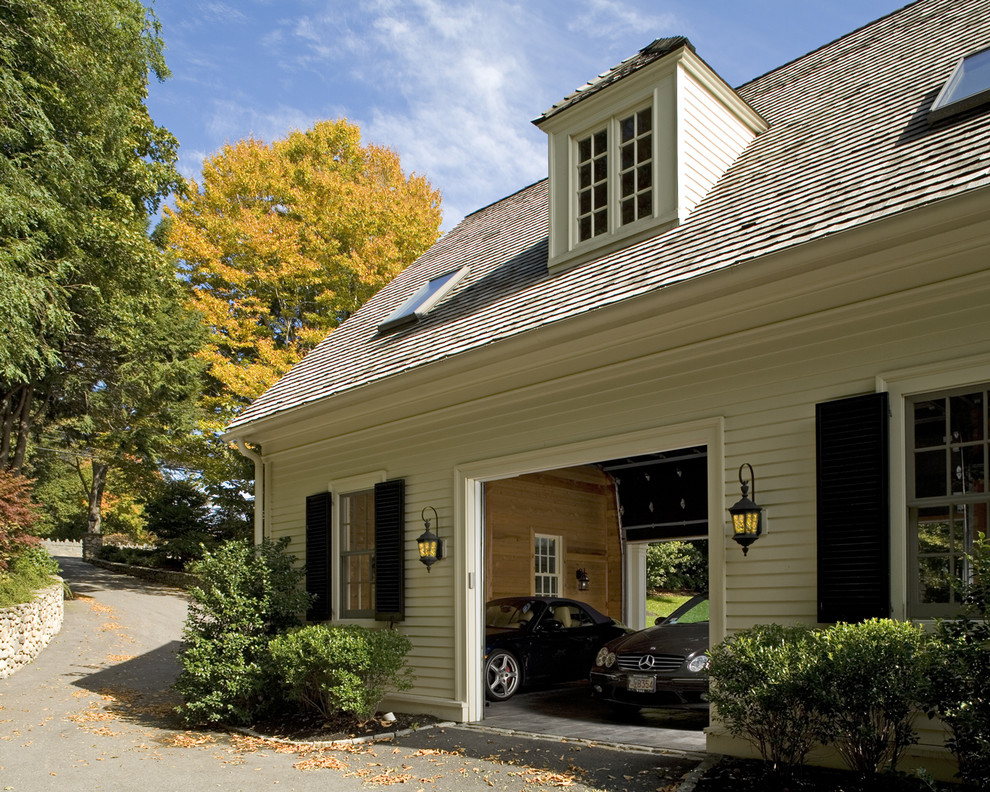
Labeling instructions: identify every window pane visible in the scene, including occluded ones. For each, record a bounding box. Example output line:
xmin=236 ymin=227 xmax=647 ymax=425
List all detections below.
xmin=620 ymin=170 xmax=634 ymax=198
xmin=915 ymin=449 xmax=947 ymax=498
xmin=637 ymin=136 xmax=650 ymax=161
xmin=621 ymin=198 xmax=635 ymax=225
xmin=578 ymin=164 xmax=591 ymax=189
xmin=593 ymin=129 xmax=607 ymax=155
xmin=637 ymin=107 xmax=652 ymax=133
xmin=637 ymin=163 xmax=652 ymax=191
xmin=594 ymin=209 xmax=608 ymax=236
xmin=914 ymin=399 xmax=946 ymax=449
xmin=952 ymin=447 xmax=985 ymax=494
xmin=579 ymin=190 xmax=591 ymax=215
xmin=620 ymin=115 xmax=635 ymax=142
xmin=621 ymin=142 xmax=634 ymax=170
xmin=951 ymin=392 xmax=984 ymax=442
xmin=637 ymin=191 xmax=653 ymax=219
xmin=594 ymin=183 xmax=607 ymax=209
xmin=918 ymin=556 xmax=952 ymax=603
xmin=917 ymin=510 xmax=949 ymax=554
xmin=578 ymin=136 xmax=591 ymax=162
xmin=578 ymin=216 xmax=591 ymax=241
xmin=594 ymin=156 xmax=607 ymax=182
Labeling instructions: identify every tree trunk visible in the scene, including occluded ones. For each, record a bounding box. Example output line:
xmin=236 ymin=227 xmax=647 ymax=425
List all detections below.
xmin=82 ymin=461 xmax=109 ymax=560
xmin=0 ymin=385 xmax=34 ymax=473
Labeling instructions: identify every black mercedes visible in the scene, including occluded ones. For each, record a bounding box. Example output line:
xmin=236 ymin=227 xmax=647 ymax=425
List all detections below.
xmin=589 ymin=593 xmax=709 ymax=711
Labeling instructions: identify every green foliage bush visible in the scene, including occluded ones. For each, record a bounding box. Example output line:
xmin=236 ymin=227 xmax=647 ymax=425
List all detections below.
xmin=646 ymin=540 xmax=707 ymax=591
xmin=708 ymin=623 xmax=830 ymax=771
xmin=711 ymin=619 xmax=932 ymax=778
xmin=813 ymin=619 xmax=929 ymax=774
xmin=269 ymin=625 xmax=413 ymax=722
xmin=174 ymin=538 xmax=310 ymax=726
xmin=0 ymin=545 xmax=61 ymax=607
xmin=929 ymin=534 xmax=990 ymax=788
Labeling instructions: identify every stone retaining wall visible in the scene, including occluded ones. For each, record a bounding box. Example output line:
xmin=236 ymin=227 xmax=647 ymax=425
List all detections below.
xmin=0 ymin=580 xmax=65 ymax=679
xmin=85 ymin=558 xmax=200 ymax=589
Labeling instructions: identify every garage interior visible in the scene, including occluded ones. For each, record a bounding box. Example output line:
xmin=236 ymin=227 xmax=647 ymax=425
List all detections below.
xmin=480 ymin=447 xmax=709 ymax=748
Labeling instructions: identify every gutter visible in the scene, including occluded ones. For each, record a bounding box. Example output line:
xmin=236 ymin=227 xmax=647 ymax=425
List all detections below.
xmin=231 ymin=438 xmax=265 ymax=545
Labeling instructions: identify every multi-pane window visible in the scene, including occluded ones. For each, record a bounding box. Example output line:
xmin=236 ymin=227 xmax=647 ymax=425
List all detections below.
xmin=575 ymin=104 xmax=653 ymax=243
xmin=534 ymin=534 xmax=560 ymax=596
xmin=908 ymin=386 xmax=990 ymax=617
xmin=341 ymin=490 xmax=375 ymax=618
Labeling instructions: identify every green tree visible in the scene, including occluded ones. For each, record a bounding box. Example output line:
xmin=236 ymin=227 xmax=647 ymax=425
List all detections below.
xmin=0 ymin=0 xmax=185 ymax=476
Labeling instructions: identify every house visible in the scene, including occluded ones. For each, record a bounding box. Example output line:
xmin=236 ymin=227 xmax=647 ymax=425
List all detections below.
xmin=226 ymin=0 xmax=990 ymax=773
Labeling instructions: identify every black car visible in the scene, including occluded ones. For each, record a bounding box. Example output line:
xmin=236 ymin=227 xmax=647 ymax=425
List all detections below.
xmin=589 ymin=593 xmax=709 ymax=710
xmin=484 ymin=597 xmax=629 ymax=701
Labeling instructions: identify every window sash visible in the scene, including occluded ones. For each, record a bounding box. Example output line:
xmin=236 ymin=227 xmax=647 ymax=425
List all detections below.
xmin=534 ymin=534 xmax=561 ymax=596
xmin=341 ymin=489 xmax=376 ymax=618
xmin=906 ymin=385 xmax=990 ymax=618
xmin=573 ymin=102 xmax=653 ymax=245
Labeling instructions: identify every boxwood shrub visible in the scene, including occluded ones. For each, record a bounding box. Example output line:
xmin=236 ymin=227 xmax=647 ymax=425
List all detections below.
xmin=269 ymin=624 xmax=413 ymax=722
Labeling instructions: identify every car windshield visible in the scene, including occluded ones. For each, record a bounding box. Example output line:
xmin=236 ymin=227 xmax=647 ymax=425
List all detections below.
xmin=486 ymin=600 xmax=543 ymax=629
xmin=667 ymin=596 xmax=709 ymax=625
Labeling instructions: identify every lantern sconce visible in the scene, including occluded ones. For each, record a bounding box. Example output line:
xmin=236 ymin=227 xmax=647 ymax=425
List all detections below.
xmin=417 ymin=506 xmax=444 ymax=572
xmin=575 ymin=568 xmax=590 ymax=591
xmin=728 ymin=463 xmax=764 ymax=556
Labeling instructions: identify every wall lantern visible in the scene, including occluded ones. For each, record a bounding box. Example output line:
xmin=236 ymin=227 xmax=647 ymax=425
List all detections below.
xmin=728 ymin=463 xmax=763 ymax=556
xmin=417 ymin=506 xmax=444 ymax=572
xmin=576 ymin=568 xmax=590 ymax=591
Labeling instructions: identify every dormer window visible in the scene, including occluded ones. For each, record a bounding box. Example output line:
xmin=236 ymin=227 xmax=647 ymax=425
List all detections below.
xmin=535 ymin=37 xmax=766 ymax=274
xmin=929 ymin=45 xmax=990 ymax=123
xmin=576 ymin=105 xmax=653 ymax=243
xmin=378 ymin=266 xmax=468 ymax=333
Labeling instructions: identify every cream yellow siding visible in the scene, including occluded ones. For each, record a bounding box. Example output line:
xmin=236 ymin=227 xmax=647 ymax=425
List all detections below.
xmin=249 ymin=196 xmax=989 ymax=767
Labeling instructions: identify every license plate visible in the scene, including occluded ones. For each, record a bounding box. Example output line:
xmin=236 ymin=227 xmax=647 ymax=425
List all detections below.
xmin=627 ymin=675 xmax=656 ymax=693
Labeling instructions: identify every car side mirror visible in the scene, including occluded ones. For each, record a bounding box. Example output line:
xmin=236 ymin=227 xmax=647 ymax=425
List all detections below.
xmin=654 ymin=616 xmax=664 ymax=625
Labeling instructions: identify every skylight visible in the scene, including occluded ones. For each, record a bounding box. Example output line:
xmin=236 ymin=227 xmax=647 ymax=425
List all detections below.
xmin=378 ymin=266 xmax=468 ymax=332
xmin=930 ymin=45 xmax=990 ymax=122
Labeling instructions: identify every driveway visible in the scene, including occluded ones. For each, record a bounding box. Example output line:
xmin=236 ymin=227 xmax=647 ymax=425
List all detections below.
xmin=0 ymin=550 xmax=703 ymax=791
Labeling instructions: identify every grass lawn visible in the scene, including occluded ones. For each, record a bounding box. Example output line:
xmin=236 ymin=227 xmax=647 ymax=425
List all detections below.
xmin=645 ymin=591 xmax=695 ymax=621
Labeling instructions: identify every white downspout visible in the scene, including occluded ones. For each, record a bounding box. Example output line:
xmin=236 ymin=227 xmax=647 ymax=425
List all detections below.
xmin=232 ymin=438 xmax=264 ymax=545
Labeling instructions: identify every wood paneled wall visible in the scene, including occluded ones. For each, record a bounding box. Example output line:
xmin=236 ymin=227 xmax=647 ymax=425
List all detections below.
xmin=484 ymin=465 xmax=624 ymax=619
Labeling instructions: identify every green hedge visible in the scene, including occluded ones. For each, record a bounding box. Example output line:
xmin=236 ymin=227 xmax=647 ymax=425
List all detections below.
xmin=269 ymin=625 xmax=413 ymax=722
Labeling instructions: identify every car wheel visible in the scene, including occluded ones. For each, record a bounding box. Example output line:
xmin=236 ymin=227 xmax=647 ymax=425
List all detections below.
xmin=485 ymin=650 xmax=523 ymax=701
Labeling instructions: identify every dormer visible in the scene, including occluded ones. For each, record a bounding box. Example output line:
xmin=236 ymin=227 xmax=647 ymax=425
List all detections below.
xmin=534 ymin=37 xmax=767 ymax=273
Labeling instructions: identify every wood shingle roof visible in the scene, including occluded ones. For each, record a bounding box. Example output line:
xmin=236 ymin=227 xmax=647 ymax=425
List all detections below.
xmin=229 ymin=0 xmax=990 ymax=434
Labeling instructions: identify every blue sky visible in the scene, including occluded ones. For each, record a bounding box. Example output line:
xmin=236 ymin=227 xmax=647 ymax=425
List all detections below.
xmin=146 ymin=0 xmax=909 ymax=229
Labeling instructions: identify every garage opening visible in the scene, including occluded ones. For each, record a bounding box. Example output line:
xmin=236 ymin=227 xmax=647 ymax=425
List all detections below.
xmin=480 ymin=446 xmax=709 ymax=746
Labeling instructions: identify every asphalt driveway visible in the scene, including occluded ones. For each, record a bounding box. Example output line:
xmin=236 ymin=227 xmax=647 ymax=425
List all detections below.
xmin=0 ymin=550 xmax=703 ymax=791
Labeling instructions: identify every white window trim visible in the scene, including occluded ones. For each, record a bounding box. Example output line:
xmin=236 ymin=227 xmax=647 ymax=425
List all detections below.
xmin=534 ymin=533 xmax=562 ymax=596
xmin=878 ymin=352 xmax=990 ymax=622
xmin=569 ymin=100 xmax=657 ymax=253
xmin=330 ymin=470 xmax=386 ymax=624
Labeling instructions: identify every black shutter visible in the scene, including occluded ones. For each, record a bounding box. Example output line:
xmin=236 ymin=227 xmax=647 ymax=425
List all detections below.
xmin=374 ymin=479 xmax=405 ymax=621
xmin=305 ymin=492 xmax=332 ymax=621
xmin=816 ymin=392 xmax=890 ymax=623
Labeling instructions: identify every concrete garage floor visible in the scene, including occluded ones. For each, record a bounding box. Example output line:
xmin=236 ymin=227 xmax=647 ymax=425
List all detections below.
xmin=476 ymin=681 xmax=708 ymax=754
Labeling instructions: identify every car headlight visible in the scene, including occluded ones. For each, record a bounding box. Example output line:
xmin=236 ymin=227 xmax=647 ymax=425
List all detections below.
xmin=687 ymin=655 xmax=709 ymax=673
xmin=595 ymin=647 xmax=616 ymax=668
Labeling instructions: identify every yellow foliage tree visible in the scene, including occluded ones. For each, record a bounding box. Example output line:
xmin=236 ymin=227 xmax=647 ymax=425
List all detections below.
xmin=164 ymin=119 xmax=442 ymax=430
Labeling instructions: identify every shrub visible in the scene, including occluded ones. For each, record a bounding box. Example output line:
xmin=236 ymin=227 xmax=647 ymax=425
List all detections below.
xmin=708 ymin=623 xmax=831 ymax=772
xmin=269 ymin=625 xmax=413 ymax=722
xmin=143 ymin=479 xmax=221 ymax=566
xmin=929 ymin=533 xmax=990 ymax=788
xmin=174 ymin=538 xmax=310 ymax=725
xmin=646 ymin=540 xmax=708 ymax=591
xmin=0 ymin=470 xmax=42 ymax=572
xmin=0 ymin=545 xmax=60 ymax=607
xmin=813 ymin=619 xmax=929 ymax=775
